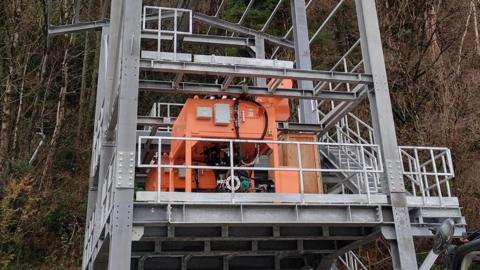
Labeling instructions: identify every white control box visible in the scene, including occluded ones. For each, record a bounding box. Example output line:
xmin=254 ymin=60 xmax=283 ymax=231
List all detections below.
xmin=196 ymin=106 xmax=212 ymax=119
xmin=214 ymin=104 xmax=231 ymax=125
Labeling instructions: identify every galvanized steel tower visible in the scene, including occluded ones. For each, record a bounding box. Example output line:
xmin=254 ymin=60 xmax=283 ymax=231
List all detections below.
xmin=48 ymin=0 xmax=466 ymax=269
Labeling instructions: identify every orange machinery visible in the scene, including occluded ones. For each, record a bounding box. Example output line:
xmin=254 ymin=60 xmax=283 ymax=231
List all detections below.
xmin=146 ymin=80 xmax=319 ymax=193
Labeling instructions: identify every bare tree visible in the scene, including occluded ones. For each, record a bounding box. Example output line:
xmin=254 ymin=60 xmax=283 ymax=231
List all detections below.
xmin=75 ymin=0 xmax=95 ymax=159
xmin=40 ymin=35 xmax=73 ymax=188
xmin=0 ymin=0 xmax=21 ymax=168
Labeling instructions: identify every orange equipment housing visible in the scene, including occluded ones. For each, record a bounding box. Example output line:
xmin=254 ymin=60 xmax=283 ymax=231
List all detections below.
xmin=146 ymin=79 xmax=317 ymax=193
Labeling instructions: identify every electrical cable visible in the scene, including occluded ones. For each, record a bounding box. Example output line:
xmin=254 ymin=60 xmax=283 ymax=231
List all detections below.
xmin=234 ymin=98 xmax=269 ymax=140
xmin=232 ymin=98 xmax=269 ymax=167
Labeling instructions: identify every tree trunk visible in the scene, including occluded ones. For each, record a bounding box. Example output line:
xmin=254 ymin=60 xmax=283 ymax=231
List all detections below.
xmin=75 ymin=31 xmax=91 ymax=157
xmin=472 ymin=0 xmax=480 ymax=56
xmin=12 ymin=53 xmax=30 ymax=154
xmin=75 ymin=0 xmax=95 ymax=160
xmin=40 ymin=35 xmax=73 ymax=188
xmin=0 ymin=1 xmax=20 ymax=168
xmin=27 ymin=1 xmax=51 ymax=163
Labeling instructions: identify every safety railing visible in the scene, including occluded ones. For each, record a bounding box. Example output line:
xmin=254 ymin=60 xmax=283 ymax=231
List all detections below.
xmin=399 ymin=146 xmax=454 ymax=200
xmin=338 ymin=250 xmax=368 ymax=270
xmin=100 ymin=156 xmax=115 ymax=227
xmin=137 ymin=136 xmax=383 ymax=203
xmin=144 ymin=102 xmax=183 ymax=132
xmin=90 ymin=106 xmax=104 ymax=174
xmin=142 ymin=6 xmax=192 ymax=60
xmin=323 ymin=113 xmax=374 ymax=146
xmin=83 ymin=153 xmax=116 ymax=269
xmin=149 ymin=102 xmax=183 ymax=118
xmin=82 ymin=208 xmax=97 ymax=269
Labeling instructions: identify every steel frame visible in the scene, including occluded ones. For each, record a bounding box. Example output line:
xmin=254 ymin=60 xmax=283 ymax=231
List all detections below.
xmin=45 ymin=0 xmax=467 ymax=269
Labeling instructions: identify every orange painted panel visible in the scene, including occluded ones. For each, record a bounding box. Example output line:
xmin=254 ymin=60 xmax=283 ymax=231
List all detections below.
xmin=275 ymin=170 xmax=300 ymax=193
xmin=146 ymin=168 xmax=217 ymax=191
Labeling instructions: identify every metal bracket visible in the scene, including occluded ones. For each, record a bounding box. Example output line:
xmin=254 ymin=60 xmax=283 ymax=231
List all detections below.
xmin=115 ymin=151 xmax=135 ymax=188
xmin=132 ymin=226 xmax=144 ymax=241
xmin=386 ymin=159 xmax=405 ymax=192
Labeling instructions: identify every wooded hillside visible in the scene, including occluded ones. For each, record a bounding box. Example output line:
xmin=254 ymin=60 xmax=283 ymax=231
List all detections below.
xmin=0 ymin=0 xmax=479 ymax=269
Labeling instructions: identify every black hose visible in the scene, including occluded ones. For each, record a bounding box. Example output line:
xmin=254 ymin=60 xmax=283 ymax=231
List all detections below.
xmin=232 ymin=98 xmax=269 ymax=167
xmin=233 ymin=99 xmax=241 ymax=139
xmin=236 ymin=98 xmax=268 ymax=140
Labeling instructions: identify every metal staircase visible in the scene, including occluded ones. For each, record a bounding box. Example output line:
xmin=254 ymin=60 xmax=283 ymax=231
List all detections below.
xmin=337 ymin=251 xmax=368 ymax=270
xmin=321 ymin=143 xmax=380 ymax=194
xmin=320 ymin=113 xmax=381 ymax=195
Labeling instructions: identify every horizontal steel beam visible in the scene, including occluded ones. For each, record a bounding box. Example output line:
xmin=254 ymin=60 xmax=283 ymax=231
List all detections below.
xmin=137 ymin=118 xmax=325 ymax=133
xmin=138 ymin=235 xmax=368 ymax=242
xmin=135 ymin=224 xmax=376 ymax=241
xmin=193 ymin=13 xmax=294 ymax=48
xmin=48 ymin=20 xmax=109 ymax=36
xmin=193 ymin=54 xmax=294 ymax=68
xmin=137 ymin=116 xmax=175 ymax=126
xmin=132 ymin=249 xmax=335 ymax=257
xmin=382 ymin=225 xmax=466 ymax=239
xmin=277 ymin=122 xmax=323 ymax=133
xmin=135 ymin=192 xmax=390 ymax=205
xmin=185 ymin=34 xmax=254 ymax=47
xmin=133 ymin=197 xmax=392 ymax=225
xmin=142 ymin=32 xmax=255 ymax=47
xmin=138 ymin=80 xmax=362 ymax=101
xmin=140 ymin=61 xmax=374 ymax=85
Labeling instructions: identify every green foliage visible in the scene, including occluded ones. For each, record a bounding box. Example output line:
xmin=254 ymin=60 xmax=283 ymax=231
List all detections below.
xmin=2 ymin=160 xmax=34 ymax=180
xmin=53 ymin=144 xmax=76 ymax=173
xmin=222 ymin=0 xmax=248 ymax=23
xmin=0 ymin=175 xmax=86 ymax=269
xmin=244 ymin=0 xmax=278 ymax=30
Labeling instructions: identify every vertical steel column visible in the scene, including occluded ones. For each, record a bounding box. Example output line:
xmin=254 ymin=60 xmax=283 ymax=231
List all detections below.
xmin=255 ymin=36 xmax=267 ymax=87
xmin=355 ymin=0 xmax=418 ymax=269
xmin=85 ymin=26 xmax=112 ymax=270
xmin=290 ymin=0 xmax=319 ymax=124
xmin=87 ymin=26 xmax=109 ymax=226
xmin=83 ymin=25 xmax=112 ymax=270
xmin=107 ymin=0 xmax=142 ymax=269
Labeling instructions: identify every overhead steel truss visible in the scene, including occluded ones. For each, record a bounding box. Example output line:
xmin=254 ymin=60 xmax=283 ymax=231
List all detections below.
xmin=46 ymin=0 xmax=467 ymax=269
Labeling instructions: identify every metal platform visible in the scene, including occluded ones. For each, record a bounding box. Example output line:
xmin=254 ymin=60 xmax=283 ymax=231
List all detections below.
xmin=46 ymin=0 xmax=467 ymax=269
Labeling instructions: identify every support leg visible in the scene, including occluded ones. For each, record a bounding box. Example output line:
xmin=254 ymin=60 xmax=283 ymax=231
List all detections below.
xmin=106 ymin=0 xmax=142 ymax=268
xmin=355 ymin=0 xmax=418 ymax=268
xmin=290 ymin=0 xmax=320 ymax=124
xmin=185 ymin=141 xmax=192 ymax=192
xmin=270 ymin=144 xmax=282 ymax=192
xmin=169 ymin=159 xmax=175 ymax=192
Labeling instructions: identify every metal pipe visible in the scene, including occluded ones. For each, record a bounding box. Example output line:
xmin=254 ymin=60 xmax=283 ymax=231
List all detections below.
xmin=314 ymin=39 xmax=361 ymax=92
xmin=296 ymin=143 xmax=305 ymax=200
xmin=238 ymin=0 xmax=255 ymax=26
xmin=140 ymin=163 xmax=381 ymax=174
xmin=230 ymin=0 xmax=255 ymax=37
xmin=157 ymin=139 xmax=162 ymax=203
xmin=270 ymin=0 xmax=313 ymax=59
xmin=139 ymin=135 xmax=380 ymax=147
xmin=261 ymin=0 xmax=284 ymax=32
xmin=309 ymin=0 xmax=347 ymax=43
xmin=430 ymin=149 xmax=443 ymax=205
xmin=229 ymin=140 xmax=235 ymax=200
xmin=206 ymin=0 xmax=226 ymax=34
